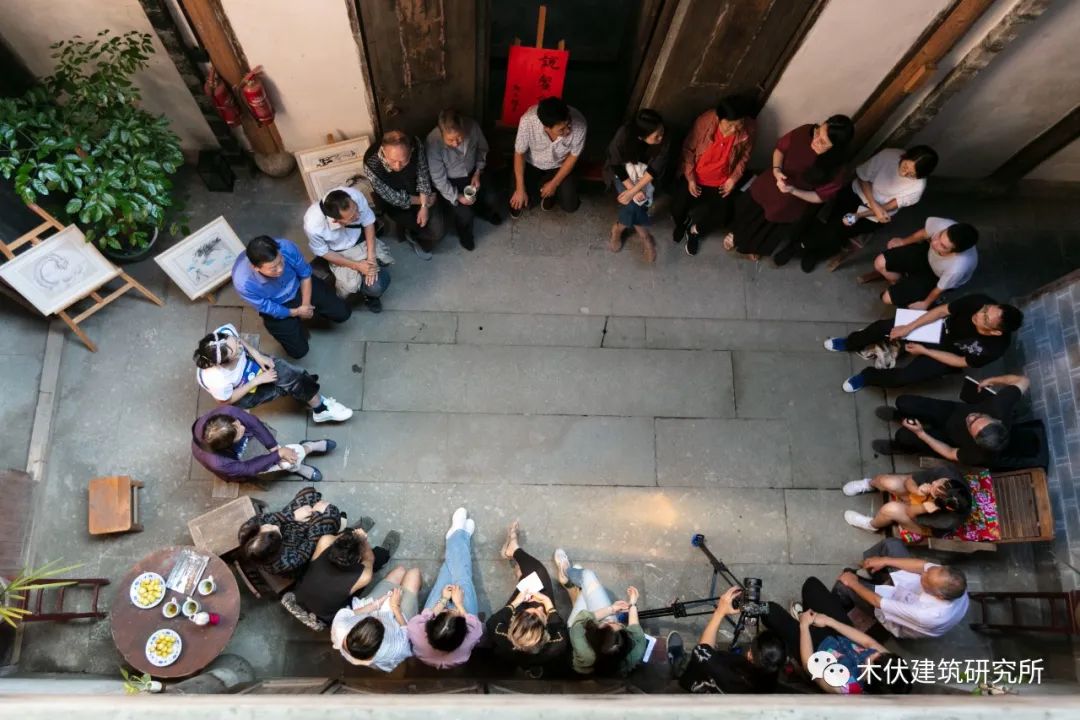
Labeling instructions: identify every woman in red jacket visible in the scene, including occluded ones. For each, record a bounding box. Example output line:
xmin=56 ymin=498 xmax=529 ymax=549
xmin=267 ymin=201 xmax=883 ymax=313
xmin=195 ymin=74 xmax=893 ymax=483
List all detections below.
xmin=725 ymin=115 xmax=853 ymax=263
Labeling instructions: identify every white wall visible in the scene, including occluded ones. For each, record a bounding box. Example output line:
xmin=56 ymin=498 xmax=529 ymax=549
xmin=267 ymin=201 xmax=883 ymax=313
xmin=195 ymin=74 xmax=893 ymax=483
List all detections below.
xmin=908 ymin=0 xmax=1080 ymax=177
xmin=753 ymin=0 xmax=950 ymax=164
xmin=220 ymin=0 xmax=376 ymax=152
xmin=0 ymin=0 xmax=217 ymax=152
xmin=1027 ymin=138 xmax=1080 ymax=182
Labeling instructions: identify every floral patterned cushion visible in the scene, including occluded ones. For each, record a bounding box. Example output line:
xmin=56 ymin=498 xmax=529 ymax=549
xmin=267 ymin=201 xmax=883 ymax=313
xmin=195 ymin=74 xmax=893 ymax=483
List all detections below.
xmin=897 ymin=469 xmax=1001 ymax=544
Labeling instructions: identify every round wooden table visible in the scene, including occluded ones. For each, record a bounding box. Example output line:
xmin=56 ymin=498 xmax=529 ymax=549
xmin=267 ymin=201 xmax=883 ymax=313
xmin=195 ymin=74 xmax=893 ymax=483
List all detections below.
xmin=110 ymin=545 xmax=240 ymax=678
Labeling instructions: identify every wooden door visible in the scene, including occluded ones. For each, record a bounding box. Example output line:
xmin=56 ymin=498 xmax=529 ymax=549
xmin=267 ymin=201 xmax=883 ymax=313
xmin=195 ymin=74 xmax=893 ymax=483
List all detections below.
xmin=356 ymin=0 xmax=479 ymax=137
xmin=638 ymin=0 xmax=825 ymax=128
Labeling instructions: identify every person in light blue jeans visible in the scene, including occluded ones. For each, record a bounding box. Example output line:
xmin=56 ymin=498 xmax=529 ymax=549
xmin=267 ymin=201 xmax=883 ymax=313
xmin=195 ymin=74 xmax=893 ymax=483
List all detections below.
xmin=405 ymin=507 xmax=484 ymax=668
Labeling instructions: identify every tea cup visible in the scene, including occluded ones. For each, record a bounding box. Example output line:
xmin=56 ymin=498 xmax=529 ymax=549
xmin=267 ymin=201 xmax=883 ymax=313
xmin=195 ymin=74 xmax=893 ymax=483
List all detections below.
xmin=162 ymin=599 xmax=180 ymax=619
xmin=198 ymin=576 xmax=216 ymax=596
xmin=182 ymin=597 xmax=200 ymax=617
xmin=191 ymin=611 xmax=210 ymax=626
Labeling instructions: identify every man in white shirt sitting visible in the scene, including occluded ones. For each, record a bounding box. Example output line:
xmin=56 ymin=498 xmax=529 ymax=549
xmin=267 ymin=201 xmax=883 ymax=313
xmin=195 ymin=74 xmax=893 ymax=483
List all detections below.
xmin=302 ymin=187 xmax=392 ymax=312
xmin=833 ymin=537 xmax=968 ymax=639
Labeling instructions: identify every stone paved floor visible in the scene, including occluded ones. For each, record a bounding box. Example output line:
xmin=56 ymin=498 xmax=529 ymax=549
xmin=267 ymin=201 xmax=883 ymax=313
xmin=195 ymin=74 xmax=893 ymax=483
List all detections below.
xmin=12 ymin=168 xmax=1080 ymax=688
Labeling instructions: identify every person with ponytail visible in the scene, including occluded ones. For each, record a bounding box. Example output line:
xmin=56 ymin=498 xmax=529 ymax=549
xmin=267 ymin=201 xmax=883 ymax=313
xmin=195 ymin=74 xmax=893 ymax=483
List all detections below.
xmin=725 ymin=115 xmax=854 ymax=263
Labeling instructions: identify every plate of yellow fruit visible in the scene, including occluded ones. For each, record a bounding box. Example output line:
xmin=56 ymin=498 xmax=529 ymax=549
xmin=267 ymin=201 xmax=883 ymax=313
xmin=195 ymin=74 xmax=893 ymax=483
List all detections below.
xmin=145 ymin=628 xmax=182 ymax=667
xmin=129 ymin=572 xmax=166 ymax=609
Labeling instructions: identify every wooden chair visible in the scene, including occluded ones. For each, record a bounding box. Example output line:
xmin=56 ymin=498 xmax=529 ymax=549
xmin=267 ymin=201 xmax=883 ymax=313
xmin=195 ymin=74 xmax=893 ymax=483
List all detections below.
xmin=892 ymin=462 xmax=1054 ymax=553
xmin=188 ymin=496 xmax=257 ymax=557
xmin=87 ymin=476 xmax=144 ymax=535
xmin=10 ymin=577 xmax=110 ymax=621
xmin=969 ymin=591 xmax=1080 ymax=635
xmin=232 ymin=558 xmax=294 ymax=599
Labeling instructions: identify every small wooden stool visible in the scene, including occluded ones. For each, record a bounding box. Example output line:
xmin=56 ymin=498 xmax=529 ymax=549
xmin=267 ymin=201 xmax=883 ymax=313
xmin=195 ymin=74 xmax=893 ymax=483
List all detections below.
xmin=188 ymin=496 xmax=257 ymax=557
xmin=88 ymin=475 xmax=144 ymax=535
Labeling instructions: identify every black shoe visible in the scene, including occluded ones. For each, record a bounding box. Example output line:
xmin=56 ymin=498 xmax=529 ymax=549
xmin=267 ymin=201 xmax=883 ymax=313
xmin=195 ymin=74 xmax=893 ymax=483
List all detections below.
xmin=686 ymin=233 xmax=700 ymax=256
xmin=871 ymin=439 xmax=900 ymax=456
xmin=459 ymin=234 xmax=475 ymax=251
xmin=510 ymin=206 xmax=523 ymax=220
xmin=486 ymin=212 xmax=504 ymax=226
xmin=541 ymin=196 xmax=556 ymax=211
xmin=773 ymin=242 xmax=799 ymax=267
xmin=299 ymin=465 xmax=323 ymax=482
xmin=381 ymin=530 xmax=401 ymax=557
xmin=666 ymin=631 xmax=684 ymax=669
xmin=365 ymin=296 xmax=383 ymax=313
xmin=672 ymin=219 xmax=689 ymax=244
xmin=800 ymin=252 xmax=819 ymax=273
xmin=875 ymin=406 xmax=900 ymax=423
xmin=350 ymin=515 xmax=375 ymax=532
xmin=301 ymin=438 xmax=337 ymax=454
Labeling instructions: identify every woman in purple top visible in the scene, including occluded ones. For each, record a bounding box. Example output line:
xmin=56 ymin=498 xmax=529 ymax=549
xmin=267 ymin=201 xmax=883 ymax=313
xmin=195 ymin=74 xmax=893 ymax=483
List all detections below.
xmin=405 ymin=507 xmax=484 ymax=668
xmin=191 ymin=405 xmax=336 ymax=483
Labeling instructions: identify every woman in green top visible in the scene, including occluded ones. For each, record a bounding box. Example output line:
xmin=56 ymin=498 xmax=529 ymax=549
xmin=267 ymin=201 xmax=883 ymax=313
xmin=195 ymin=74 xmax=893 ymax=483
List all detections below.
xmin=554 ymin=548 xmax=648 ymax=676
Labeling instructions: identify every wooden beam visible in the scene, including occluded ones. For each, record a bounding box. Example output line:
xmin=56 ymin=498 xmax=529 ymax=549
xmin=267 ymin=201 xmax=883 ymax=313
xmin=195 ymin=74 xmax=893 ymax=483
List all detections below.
xmin=990 ymin=105 xmax=1080 ymax=184
xmin=179 ymin=0 xmax=279 ymax=154
xmin=852 ymin=0 xmax=995 ymax=149
xmin=880 ymin=0 xmax=1052 ymax=150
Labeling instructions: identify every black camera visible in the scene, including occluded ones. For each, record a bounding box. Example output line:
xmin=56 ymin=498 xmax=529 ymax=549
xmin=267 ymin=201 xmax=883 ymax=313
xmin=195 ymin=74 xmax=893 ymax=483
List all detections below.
xmin=733 ymin=577 xmax=768 ymax=618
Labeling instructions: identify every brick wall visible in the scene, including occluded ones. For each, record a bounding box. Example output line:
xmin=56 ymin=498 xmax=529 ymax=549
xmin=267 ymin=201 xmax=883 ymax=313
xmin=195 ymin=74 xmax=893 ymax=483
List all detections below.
xmin=1015 ymin=269 xmax=1080 ymax=588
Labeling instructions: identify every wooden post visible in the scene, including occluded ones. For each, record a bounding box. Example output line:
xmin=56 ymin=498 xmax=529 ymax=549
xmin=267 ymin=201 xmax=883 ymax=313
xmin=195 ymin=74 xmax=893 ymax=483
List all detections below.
xmin=535 ymin=5 xmax=547 ymax=48
xmin=179 ymin=0 xmax=279 ymax=156
xmin=990 ymin=105 xmax=1080 ymax=185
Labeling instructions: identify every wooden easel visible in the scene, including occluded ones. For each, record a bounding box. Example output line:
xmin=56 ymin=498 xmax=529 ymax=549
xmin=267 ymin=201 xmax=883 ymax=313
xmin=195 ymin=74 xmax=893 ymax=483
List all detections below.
xmin=512 ymin=5 xmax=566 ymax=51
xmin=0 ymin=203 xmax=163 ymax=352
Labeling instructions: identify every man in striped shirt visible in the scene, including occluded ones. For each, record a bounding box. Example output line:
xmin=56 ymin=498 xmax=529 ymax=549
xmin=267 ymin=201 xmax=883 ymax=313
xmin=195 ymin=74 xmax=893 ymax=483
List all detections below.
xmin=510 ymin=97 xmax=587 ymax=218
xmin=364 ymin=130 xmax=446 ymax=259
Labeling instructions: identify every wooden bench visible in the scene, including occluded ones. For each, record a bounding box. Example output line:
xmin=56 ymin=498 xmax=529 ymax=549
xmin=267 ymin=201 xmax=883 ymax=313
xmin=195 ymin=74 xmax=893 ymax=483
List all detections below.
xmin=87 ymin=476 xmax=143 ymax=535
xmin=893 ymin=462 xmax=1054 ymax=553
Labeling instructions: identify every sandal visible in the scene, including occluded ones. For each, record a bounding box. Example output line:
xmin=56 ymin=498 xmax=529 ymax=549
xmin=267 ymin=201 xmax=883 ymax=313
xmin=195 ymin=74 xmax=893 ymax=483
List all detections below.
xmin=722 ymin=233 xmax=735 ymax=251
xmin=553 ymin=548 xmax=572 ymax=587
xmin=500 ymin=520 xmax=520 ymax=560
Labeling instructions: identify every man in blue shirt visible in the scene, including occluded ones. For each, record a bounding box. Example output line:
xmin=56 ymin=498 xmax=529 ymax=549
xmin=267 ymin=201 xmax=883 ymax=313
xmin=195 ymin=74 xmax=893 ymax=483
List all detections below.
xmin=232 ymin=235 xmax=351 ymax=358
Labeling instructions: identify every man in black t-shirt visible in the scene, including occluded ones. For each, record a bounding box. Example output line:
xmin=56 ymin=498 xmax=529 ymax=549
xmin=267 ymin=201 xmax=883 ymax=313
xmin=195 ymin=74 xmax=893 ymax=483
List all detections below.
xmin=872 ymin=374 xmax=1030 ymax=466
xmin=824 ymin=294 xmax=1023 ymax=391
xmin=677 ymin=586 xmax=784 ymax=694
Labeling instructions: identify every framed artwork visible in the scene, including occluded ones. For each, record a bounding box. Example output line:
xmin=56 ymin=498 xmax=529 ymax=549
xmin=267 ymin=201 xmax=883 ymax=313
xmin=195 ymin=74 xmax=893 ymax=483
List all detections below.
xmin=304 ymin=159 xmax=373 ymax=204
xmin=294 ymin=136 xmax=373 ymax=202
xmin=154 ymin=216 xmax=245 ymax=300
xmin=0 ymin=225 xmax=119 ymax=316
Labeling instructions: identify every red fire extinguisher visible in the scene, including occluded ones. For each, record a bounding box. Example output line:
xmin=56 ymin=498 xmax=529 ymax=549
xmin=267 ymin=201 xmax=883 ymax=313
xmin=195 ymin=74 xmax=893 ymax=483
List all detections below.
xmin=204 ymin=66 xmax=242 ymax=127
xmin=239 ymin=65 xmax=275 ymax=126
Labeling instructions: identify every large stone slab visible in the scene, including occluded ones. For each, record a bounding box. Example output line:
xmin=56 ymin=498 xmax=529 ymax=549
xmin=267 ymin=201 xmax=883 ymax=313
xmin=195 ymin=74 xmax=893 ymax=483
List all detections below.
xmin=732 ymin=351 xmax=861 ymax=488
xmin=313 ymin=412 xmax=657 ymax=486
xmin=456 ymin=312 xmax=606 ymax=347
xmin=0 ymin=354 xmax=42 ymax=471
xmin=656 ymin=418 xmax=792 ymax=488
xmin=336 ymin=310 xmax=458 ymax=344
xmin=363 ymin=344 xmax=734 ymax=417
xmin=784 ymin=489 xmax=876 ymax=564
xmin=741 ymin=259 xmax=886 ymax=323
xmin=644 ymin=318 xmax=855 ymax=352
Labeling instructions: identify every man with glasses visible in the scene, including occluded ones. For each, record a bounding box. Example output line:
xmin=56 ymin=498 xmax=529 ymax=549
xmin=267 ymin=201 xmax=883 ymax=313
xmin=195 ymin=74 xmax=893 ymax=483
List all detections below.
xmin=303 ymin=186 xmax=392 ymax=312
xmin=510 ymin=96 xmax=587 ymax=218
xmin=824 ymin=293 xmax=1023 ymax=392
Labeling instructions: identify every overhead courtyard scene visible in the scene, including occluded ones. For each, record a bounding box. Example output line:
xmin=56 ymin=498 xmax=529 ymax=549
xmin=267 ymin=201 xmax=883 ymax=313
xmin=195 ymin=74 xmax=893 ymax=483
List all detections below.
xmin=0 ymin=0 xmax=1079 ymax=717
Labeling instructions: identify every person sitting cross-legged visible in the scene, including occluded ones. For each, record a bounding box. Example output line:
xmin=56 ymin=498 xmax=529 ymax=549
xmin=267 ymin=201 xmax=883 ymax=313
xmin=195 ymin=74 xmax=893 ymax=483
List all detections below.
xmin=365 ymin=130 xmax=446 ymax=259
xmin=552 ymin=548 xmax=647 ymax=677
xmin=871 ymin=217 xmax=979 ymax=309
xmin=191 ymin=405 xmax=334 ymax=483
xmin=763 ymin=577 xmax=912 ymax=694
xmin=331 ymin=564 xmax=424 ymax=672
xmin=874 ymin=374 xmax=1030 ymax=466
xmin=237 ymin=487 xmax=343 ymax=578
xmin=510 ymin=97 xmax=587 ymax=218
xmin=232 ymin=235 xmax=352 ymax=359
xmin=824 ymin=293 xmax=1023 ymax=392
xmin=832 ymin=538 xmax=969 ymax=640
xmin=193 ymin=322 xmax=352 ymax=423
xmin=292 ymin=525 xmax=399 ymax=626
xmin=406 ymin=508 xmax=485 ymax=669
xmin=677 ymin=586 xmax=785 ymax=694
xmin=840 ymin=465 xmax=973 ymax=535
xmin=302 ymin=186 xmax=392 ymax=312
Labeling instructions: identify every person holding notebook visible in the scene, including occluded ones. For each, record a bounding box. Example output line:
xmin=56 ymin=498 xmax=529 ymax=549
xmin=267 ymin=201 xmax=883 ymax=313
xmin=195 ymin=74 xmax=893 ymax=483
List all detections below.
xmin=823 ymin=293 xmax=1024 ymax=392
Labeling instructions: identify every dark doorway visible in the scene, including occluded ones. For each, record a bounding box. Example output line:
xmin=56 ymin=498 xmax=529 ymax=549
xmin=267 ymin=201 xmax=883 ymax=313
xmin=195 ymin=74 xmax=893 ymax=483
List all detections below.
xmin=485 ymin=0 xmax=657 ymax=160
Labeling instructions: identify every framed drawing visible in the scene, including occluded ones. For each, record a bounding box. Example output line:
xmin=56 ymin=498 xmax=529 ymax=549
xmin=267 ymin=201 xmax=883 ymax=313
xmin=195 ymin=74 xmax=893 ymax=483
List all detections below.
xmin=304 ymin=159 xmax=373 ymax=204
xmin=154 ymin=216 xmax=245 ymax=301
xmin=0 ymin=225 xmax=119 ymax=316
xmin=294 ymin=136 xmax=371 ymax=173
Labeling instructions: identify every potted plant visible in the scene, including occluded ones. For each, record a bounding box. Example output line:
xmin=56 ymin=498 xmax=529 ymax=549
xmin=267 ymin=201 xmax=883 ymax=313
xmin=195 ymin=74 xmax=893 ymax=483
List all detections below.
xmin=120 ymin=667 xmax=163 ymax=694
xmin=0 ymin=29 xmax=187 ymax=262
xmin=0 ymin=560 xmax=80 ymax=669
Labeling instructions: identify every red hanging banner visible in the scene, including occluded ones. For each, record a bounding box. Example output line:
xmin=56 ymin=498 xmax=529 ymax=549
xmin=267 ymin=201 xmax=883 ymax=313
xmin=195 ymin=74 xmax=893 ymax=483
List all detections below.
xmin=500 ymin=45 xmax=569 ymax=126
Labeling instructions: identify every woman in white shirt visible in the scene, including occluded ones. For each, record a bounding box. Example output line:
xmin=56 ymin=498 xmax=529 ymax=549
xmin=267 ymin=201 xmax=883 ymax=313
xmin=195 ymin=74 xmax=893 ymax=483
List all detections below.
xmin=791 ymin=145 xmax=937 ymax=272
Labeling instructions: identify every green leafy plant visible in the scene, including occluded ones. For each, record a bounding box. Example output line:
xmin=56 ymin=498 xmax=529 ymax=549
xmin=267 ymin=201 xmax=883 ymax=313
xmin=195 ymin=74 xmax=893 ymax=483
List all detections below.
xmin=0 ymin=559 xmax=82 ymax=627
xmin=120 ymin=667 xmax=160 ymax=694
xmin=0 ymin=29 xmax=187 ymax=251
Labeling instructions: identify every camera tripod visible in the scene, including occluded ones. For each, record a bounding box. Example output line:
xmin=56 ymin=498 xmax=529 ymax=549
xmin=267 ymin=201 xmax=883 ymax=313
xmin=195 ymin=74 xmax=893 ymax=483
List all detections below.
xmin=636 ymin=534 xmax=758 ymax=649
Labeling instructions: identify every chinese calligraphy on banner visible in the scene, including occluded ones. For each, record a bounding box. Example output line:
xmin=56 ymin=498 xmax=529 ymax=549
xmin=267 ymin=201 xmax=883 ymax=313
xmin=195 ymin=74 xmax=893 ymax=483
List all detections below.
xmin=500 ymin=46 xmax=569 ymax=126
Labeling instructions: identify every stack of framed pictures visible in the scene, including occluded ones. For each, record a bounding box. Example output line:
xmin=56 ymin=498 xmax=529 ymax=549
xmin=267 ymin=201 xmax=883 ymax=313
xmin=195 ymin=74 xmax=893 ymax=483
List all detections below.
xmin=293 ymin=136 xmax=373 ymax=204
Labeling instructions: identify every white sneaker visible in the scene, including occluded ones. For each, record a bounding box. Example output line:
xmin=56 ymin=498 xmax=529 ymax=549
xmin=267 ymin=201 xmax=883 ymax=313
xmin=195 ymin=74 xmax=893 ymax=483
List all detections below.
xmin=464 ymin=518 xmax=476 ymax=536
xmin=844 ymin=510 xmax=878 ymax=532
xmin=312 ymin=396 xmax=353 ymax=423
xmin=842 ymin=478 xmax=873 ymax=496
xmin=447 ymin=507 xmax=468 ymax=538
